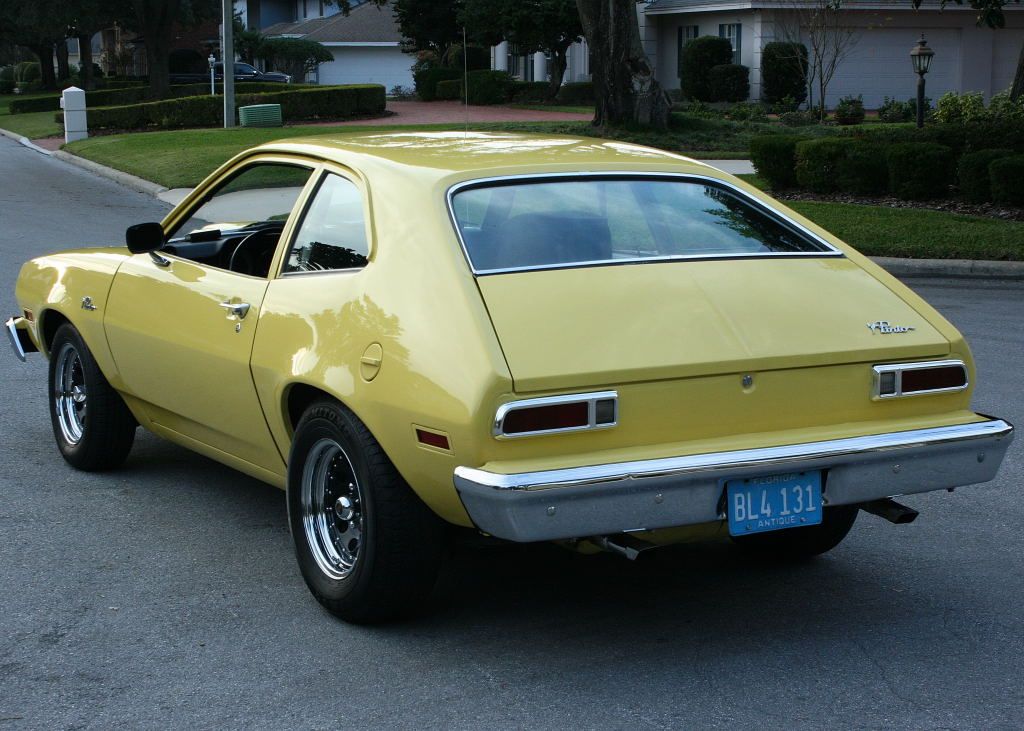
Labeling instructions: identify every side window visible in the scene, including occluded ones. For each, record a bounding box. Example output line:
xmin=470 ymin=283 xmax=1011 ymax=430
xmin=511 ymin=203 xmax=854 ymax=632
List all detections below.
xmin=284 ymin=173 xmax=369 ymax=273
xmin=165 ymin=163 xmax=313 ymax=276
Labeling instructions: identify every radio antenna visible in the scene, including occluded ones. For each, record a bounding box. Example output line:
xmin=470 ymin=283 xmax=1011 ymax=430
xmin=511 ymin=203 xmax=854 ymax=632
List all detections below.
xmin=463 ymin=26 xmax=469 ymax=137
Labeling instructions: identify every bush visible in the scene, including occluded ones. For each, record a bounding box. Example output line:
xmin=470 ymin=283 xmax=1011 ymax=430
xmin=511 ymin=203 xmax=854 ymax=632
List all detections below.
xmin=0 ymin=79 xmax=12 ymax=94
xmin=679 ymin=36 xmax=733 ymax=101
xmin=963 ymin=119 xmax=1024 ymax=155
xmin=435 ymin=78 xmax=462 ymax=100
xmin=836 ymin=140 xmax=889 ymax=194
xmin=877 ymin=96 xmax=913 ymax=123
xmin=750 ymin=135 xmax=802 ymax=189
xmin=795 ymin=138 xmax=853 ymax=193
xmin=833 ymin=95 xmax=865 ymax=125
xmin=59 ymin=84 xmax=386 ymax=130
xmin=958 ymin=149 xmax=1012 ymax=202
xmin=843 ymin=124 xmax=967 ymax=156
xmin=556 ymin=81 xmax=593 ymax=105
xmin=464 ymin=70 xmax=512 ymax=105
xmin=761 ymin=42 xmax=808 ymax=105
xmin=708 ymin=64 xmax=749 ymax=102
xmin=14 ymin=61 xmax=40 ymax=83
xmin=779 ymin=110 xmax=815 ymax=127
xmin=934 ymin=91 xmax=987 ymax=124
xmin=413 ymin=67 xmax=461 ymax=101
xmin=0 ymin=65 xmax=13 ymax=82
xmin=886 ymin=142 xmax=955 ymax=199
xmin=989 ymin=155 xmax=1024 ymax=206
xmin=724 ymin=102 xmax=767 ymax=122
xmin=509 ymin=81 xmax=550 ymax=103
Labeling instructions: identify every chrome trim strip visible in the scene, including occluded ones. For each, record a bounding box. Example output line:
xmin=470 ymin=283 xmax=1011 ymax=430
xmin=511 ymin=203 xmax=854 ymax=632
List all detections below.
xmin=872 ymin=359 xmax=969 ymax=400
xmin=493 ymin=390 xmax=618 ymax=439
xmin=445 ymin=172 xmax=845 ymax=276
xmin=458 ymin=418 xmax=1012 ymax=492
xmin=5 ymin=317 xmax=26 ymax=362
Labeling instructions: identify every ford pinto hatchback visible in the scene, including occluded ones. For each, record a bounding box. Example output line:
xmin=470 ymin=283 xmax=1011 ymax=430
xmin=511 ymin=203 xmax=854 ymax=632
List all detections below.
xmin=8 ymin=133 xmax=1014 ymax=622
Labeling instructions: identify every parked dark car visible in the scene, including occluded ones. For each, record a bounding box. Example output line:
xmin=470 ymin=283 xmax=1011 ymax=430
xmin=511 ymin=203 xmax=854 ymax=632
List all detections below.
xmin=169 ymin=62 xmax=292 ymax=85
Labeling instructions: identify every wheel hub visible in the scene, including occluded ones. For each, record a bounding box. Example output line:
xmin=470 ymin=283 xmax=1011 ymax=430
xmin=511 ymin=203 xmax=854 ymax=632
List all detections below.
xmin=334 ymin=495 xmax=354 ymax=522
xmin=300 ymin=439 xmax=365 ymax=581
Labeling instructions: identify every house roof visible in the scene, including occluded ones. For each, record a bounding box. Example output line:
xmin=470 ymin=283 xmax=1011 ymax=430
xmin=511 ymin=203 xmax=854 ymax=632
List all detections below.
xmin=263 ymin=2 xmax=402 ymax=44
xmin=645 ymin=0 xmax=996 ymax=10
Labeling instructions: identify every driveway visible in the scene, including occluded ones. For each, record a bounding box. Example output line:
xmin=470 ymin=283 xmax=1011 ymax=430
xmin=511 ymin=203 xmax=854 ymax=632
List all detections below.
xmin=1 ymin=135 xmax=1021 ymax=729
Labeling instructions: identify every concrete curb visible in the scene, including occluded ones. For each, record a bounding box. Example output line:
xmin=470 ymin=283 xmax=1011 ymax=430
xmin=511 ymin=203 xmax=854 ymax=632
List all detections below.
xmin=51 ymin=150 xmax=168 ymax=198
xmin=871 ymin=256 xmax=1024 ymax=281
xmin=0 ymin=126 xmax=54 ymax=156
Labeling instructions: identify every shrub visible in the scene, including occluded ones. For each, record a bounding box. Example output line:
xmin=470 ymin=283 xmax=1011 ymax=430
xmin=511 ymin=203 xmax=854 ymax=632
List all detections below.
xmin=761 ymin=42 xmax=808 ymax=105
xmin=779 ymin=110 xmax=815 ymax=127
xmin=257 ymin=37 xmax=333 ymax=80
xmin=934 ymin=91 xmax=986 ymax=124
xmin=886 ymin=142 xmax=955 ymax=199
xmin=724 ymin=102 xmax=767 ymax=122
xmin=963 ymin=120 xmax=1024 ymax=155
xmin=509 ymin=81 xmax=550 ymax=103
xmin=958 ymin=149 xmax=1012 ymax=202
xmin=708 ymin=64 xmax=749 ymax=102
xmin=0 ymin=79 xmax=12 ymax=94
xmin=843 ymin=124 xmax=967 ymax=156
xmin=989 ymin=155 xmax=1024 ymax=206
xmin=464 ymin=70 xmax=512 ymax=105
xmin=768 ymin=95 xmax=799 ymax=114
xmin=750 ymin=135 xmax=802 ymax=189
xmin=0 ymin=65 xmax=13 ymax=82
xmin=679 ymin=36 xmax=733 ymax=101
xmin=795 ymin=138 xmax=853 ymax=193
xmin=14 ymin=61 xmax=40 ymax=83
xmin=878 ymin=96 xmax=913 ymax=123
xmin=833 ymin=95 xmax=865 ymax=125
xmin=556 ymin=81 xmax=594 ymax=105
xmin=435 ymin=78 xmax=462 ymax=100
xmin=836 ymin=140 xmax=889 ymax=194
xmin=413 ymin=67 xmax=461 ymax=101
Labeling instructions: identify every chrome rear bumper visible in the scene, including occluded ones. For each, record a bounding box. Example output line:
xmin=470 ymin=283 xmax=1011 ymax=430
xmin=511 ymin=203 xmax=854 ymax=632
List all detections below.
xmin=5 ymin=316 xmax=33 ymax=362
xmin=454 ymin=418 xmax=1014 ymax=542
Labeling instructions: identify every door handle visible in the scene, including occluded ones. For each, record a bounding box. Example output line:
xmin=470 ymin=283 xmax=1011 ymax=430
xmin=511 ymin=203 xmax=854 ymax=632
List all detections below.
xmin=219 ymin=301 xmax=251 ymax=319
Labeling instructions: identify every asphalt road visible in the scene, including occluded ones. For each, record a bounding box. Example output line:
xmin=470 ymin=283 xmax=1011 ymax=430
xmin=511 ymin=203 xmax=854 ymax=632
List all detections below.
xmin=1 ymin=135 xmax=1022 ymax=730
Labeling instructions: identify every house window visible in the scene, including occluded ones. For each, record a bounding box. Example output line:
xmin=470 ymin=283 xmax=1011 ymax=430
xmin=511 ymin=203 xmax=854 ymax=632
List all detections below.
xmin=677 ymin=25 xmax=699 ymax=77
xmin=719 ymin=23 xmax=742 ymax=64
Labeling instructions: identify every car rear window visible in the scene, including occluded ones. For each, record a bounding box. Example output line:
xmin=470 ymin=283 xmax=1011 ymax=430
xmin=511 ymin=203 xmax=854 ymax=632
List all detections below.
xmin=449 ymin=176 xmax=835 ymax=273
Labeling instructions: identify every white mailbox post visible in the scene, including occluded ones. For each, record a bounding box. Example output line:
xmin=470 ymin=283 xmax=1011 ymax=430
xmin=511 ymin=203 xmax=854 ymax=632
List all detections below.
xmin=61 ymin=86 xmax=88 ymax=144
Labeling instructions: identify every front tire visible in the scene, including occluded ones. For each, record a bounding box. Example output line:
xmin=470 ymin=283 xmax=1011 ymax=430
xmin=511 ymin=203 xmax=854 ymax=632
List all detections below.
xmin=287 ymin=400 xmax=444 ymax=623
xmin=731 ymin=505 xmax=859 ymax=558
xmin=48 ymin=323 xmax=136 ymax=471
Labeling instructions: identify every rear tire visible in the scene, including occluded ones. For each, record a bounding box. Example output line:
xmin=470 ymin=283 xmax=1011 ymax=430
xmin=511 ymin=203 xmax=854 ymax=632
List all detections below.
xmin=731 ymin=505 xmax=858 ymax=558
xmin=287 ymin=400 xmax=444 ymax=623
xmin=48 ymin=324 xmax=136 ymax=471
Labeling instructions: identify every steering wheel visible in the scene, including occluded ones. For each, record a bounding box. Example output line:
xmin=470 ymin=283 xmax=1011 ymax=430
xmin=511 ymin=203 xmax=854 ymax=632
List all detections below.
xmin=229 ymin=230 xmax=272 ymax=276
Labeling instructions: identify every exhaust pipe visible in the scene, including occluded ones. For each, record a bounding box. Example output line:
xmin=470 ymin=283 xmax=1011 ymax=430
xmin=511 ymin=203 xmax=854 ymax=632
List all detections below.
xmin=588 ymin=533 xmax=659 ymax=560
xmin=860 ymin=498 xmax=919 ymax=524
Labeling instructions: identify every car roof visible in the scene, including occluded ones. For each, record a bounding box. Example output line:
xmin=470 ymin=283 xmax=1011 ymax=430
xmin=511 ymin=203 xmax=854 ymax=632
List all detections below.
xmin=251 ymin=131 xmax=719 ymax=180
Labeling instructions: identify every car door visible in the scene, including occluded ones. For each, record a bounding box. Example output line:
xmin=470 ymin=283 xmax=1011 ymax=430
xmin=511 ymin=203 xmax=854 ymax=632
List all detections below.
xmin=104 ymin=157 xmax=318 ymax=473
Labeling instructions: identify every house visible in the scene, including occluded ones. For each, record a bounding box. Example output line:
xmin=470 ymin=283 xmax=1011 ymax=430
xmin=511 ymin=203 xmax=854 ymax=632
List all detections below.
xmin=239 ymin=0 xmax=413 ymax=90
xmin=488 ymin=1 xmax=1024 ymax=108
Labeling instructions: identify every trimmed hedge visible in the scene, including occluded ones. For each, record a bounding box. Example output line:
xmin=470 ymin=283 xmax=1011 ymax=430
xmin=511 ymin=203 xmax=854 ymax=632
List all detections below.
xmin=556 ymin=81 xmax=593 ymax=105
xmin=958 ymin=149 xmax=1012 ymax=203
xmin=708 ymin=64 xmax=749 ymax=103
xmin=509 ymin=81 xmax=550 ymax=103
xmin=886 ymin=142 xmax=955 ymax=200
xmin=795 ymin=138 xmax=851 ymax=193
xmin=464 ymin=70 xmax=512 ymax=105
xmin=963 ymin=120 xmax=1024 ymax=155
xmin=413 ymin=67 xmax=461 ymax=101
xmin=435 ymin=79 xmax=462 ymax=100
xmin=989 ymin=156 xmax=1024 ymax=206
xmin=842 ymin=124 xmax=968 ymax=157
xmin=761 ymin=42 xmax=807 ymax=104
xmin=750 ymin=135 xmax=801 ymax=189
xmin=57 ymin=84 xmax=386 ymax=130
xmin=680 ymin=36 xmax=733 ymax=101
xmin=836 ymin=140 xmax=888 ymax=195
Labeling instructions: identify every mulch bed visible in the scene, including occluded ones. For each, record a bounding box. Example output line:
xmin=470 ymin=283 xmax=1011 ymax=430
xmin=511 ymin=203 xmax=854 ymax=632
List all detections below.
xmin=771 ymin=189 xmax=1024 ymax=221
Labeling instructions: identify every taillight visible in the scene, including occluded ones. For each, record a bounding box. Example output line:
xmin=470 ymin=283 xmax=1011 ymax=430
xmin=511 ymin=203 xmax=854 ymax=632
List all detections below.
xmin=494 ymin=391 xmax=618 ymax=438
xmin=872 ymin=360 xmax=968 ymax=399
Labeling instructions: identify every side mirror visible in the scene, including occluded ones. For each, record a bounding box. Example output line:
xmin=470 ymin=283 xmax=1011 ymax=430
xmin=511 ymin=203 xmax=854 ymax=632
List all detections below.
xmin=126 ymin=222 xmax=165 ymax=254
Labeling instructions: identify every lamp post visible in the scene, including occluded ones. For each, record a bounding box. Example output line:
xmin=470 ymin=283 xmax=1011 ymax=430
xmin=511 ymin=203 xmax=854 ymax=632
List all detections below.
xmin=208 ymin=53 xmax=216 ymax=96
xmin=910 ymin=34 xmax=934 ymax=129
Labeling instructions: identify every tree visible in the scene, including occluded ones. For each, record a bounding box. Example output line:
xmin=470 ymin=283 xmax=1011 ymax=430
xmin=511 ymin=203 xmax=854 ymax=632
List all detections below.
xmin=257 ymin=38 xmax=333 ymax=80
xmin=67 ymin=0 xmax=132 ymax=89
xmin=575 ymin=0 xmax=670 ymax=128
xmin=392 ymin=0 xmax=465 ymax=55
xmin=125 ymin=0 xmax=218 ymax=97
xmin=0 ymin=0 xmax=69 ymax=90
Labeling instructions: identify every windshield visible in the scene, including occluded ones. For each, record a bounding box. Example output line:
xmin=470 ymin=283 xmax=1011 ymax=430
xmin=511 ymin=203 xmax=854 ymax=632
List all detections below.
xmin=449 ymin=176 xmax=835 ymax=273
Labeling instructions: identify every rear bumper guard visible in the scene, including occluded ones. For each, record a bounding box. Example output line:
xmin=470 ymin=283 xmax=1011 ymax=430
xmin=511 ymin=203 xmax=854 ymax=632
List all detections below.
xmin=453 ymin=417 xmax=1014 ymax=542
xmin=5 ymin=317 xmax=36 ymax=362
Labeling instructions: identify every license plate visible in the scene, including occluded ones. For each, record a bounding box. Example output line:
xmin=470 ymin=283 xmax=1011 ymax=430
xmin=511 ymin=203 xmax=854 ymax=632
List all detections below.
xmin=726 ymin=471 xmax=823 ymax=536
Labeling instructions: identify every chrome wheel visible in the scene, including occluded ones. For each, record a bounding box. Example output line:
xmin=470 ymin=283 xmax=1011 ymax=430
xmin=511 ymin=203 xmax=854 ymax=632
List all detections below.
xmin=54 ymin=342 xmax=86 ymax=445
xmin=300 ymin=438 xmax=365 ymax=580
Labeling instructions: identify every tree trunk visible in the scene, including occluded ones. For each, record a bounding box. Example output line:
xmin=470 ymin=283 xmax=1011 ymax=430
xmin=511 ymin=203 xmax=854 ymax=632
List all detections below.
xmin=29 ymin=44 xmax=58 ymax=90
xmin=144 ymin=31 xmax=173 ymax=98
xmin=1011 ymin=40 xmax=1024 ymax=101
xmin=79 ymin=34 xmax=95 ymax=90
xmin=56 ymin=41 xmax=70 ymax=82
xmin=575 ymin=0 xmax=670 ymax=129
xmin=547 ymin=47 xmax=568 ymax=101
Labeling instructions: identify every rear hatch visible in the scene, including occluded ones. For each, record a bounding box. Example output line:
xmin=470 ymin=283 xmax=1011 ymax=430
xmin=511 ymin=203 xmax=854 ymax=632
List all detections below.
xmin=478 ymin=257 xmax=949 ymax=393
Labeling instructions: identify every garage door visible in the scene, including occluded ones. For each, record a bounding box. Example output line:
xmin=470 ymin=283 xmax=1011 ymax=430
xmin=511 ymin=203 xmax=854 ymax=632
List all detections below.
xmin=823 ymin=28 xmax=961 ymax=108
xmin=992 ymin=30 xmax=1024 ymax=93
xmin=317 ymin=46 xmax=414 ymax=91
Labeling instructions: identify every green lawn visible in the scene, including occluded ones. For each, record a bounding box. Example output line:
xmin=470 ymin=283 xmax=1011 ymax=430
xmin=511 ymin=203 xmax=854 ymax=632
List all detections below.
xmin=0 ymin=92 xmax=62 ymax=138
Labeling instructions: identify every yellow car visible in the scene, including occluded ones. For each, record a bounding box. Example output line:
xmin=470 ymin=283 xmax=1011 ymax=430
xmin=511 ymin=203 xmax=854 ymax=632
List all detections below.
xmin=7 ymin=132 xmax=1014 ymax=622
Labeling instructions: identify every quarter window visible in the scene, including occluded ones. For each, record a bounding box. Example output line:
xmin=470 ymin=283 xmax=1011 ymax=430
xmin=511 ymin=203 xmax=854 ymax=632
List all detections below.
xmin=284 ymin=173 xmax=369 ymax=273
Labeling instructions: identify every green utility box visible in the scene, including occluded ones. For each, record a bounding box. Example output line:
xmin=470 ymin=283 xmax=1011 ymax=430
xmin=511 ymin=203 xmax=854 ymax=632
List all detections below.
xmin=238 ymin=103 xmax=283 ymax=128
